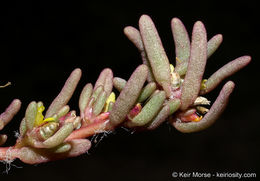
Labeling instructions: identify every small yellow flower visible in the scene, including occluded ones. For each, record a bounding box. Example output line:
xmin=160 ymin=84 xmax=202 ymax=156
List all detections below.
xmin=34 ymin=105 xmax=55 ymax=126
xmin=103 ymin=92 xmax=116 ymax=112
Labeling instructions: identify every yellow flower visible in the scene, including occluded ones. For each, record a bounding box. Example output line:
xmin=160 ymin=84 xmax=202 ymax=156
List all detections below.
xmin=103 ymin=92 xmax=116 ymax=112
xmin=34 ymin=105 xmax=55 ymax=126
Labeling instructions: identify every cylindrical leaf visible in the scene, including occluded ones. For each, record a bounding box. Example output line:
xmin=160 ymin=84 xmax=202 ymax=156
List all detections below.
xmin=109 ymin=65 xmax=148 ymax=126
xmin=64 ymin=139 xmax=91 ymax=158
xmin=171 ymin=17 xmax=190 ymax=67
xmin=147 ymin=98 xmax=180 ymax=130
xmin=174 ymin=81 xmax=235 ymax=133
xmin=207 ymin=34 xmax=223 ymax=59
xmin=175 ymin=34 xmax=223 ymax=76
xmin=73 ymin=116 xmax=81 ymax=129
xmin=167 ymin=98 xmax=181 ymax=115
xmin=91 ymin=85 xmax=103 ymax=101
xmin=94 ymin=68 xmax=113 ymax=98
xmin=25 ymin=101 xmax=37 ymax=131
xmin=19 ymin=118 xmax=27 ymax=137
xmin=139 ymin=15 xmax=172 ymax=96
xmin=79 ymin=83 xmax=93 ymax=114
xmin=124 ymin=26 xmax=144 ymax=51
xmin=0 ymin=99 xmax=21 ymax=130
xmin=124 ymin=26 xmax=155 ymax=82
xmin=200 ymin=56 xmax=251 ymax=94
xmin=52 ymin=143 xmax=71 ymax=153
xmin=147 ymin=106 xmax=170 ymax=130
xmin=175 ymin=61 xmax=188 ymax=77
xmin=93 ymin=91 xmax=107 ymax=116
xmin=56 ymin=105 xmax=70 ymax=120
xmin=42 ymin=123 xmax=73 ymax=148
xmin=180 ymin=21 xmax=207 ymax=111
xmin=45 ymin=68 xmax=82 ymax=118
xmin=137 ymin=82 xmax=157 ymax=103
xmin=113 ymin=77 xmax=126 ymax=92
xmin=18 ymin=139 xmax=91 ymax=164
xmin=131 ymin=91 xmax=166 ymax=126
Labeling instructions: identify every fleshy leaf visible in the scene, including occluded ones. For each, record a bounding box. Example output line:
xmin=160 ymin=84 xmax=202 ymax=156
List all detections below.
xmin=174 ymin=81 xmax=235 ymax=133
xmin=18 ymin=139 xmax=91 ymax=164
xmin=91 ymin=85 xmax=104 ymax=101
xmin=19 ymin=118 xmax=27 ymax=137
xmin=167 ymin=98 xmax=181 ymax=115
xmin=124 ymin=26 xmax=144 ymax=51
xmin=147 ymin=105 xmax=170 ymax=130
xmin=51 ymin=143 xmax=71 ymax=153
xmin=200 ymin=56 xmax=251 ymax=94
xmin=207 ymin=34 xmax=223 ymax=58
xmin=25 ymin=101 xmax=37 ymax=131
xmin=93 ymin=91 xmax=107 ymax=116
xmin=109 ymin=64 xmax=148 ymax=126
xmin=139 ymin=15 xmax=172 ymax=97
xmin=113 ymin=77 xmax=126 ymax=92
xmin=131 ymin=91 xmax=166 ymax=126
xmin=94 ymin=68 xmax=113 ymax=98
xmin=148 ymin=98 xmax=180 ymax=130
xmin=175 ymin=34 xmax=223 ymax=76
xmin=45 ymin=68 xmax=82 ymax=118
xmin=79 ymin=83 xmax=93 ymax=115
xmin=42 ymin=123 xmax=74 ymax=148
xmin=124 ymin=26 xmax=155 ymax=82
xmin=52 ymin=105 xmax=70 ymax=122
xmin=0 ymin=99 xmax=21 ymax=130
xmin=180 ymin=21 xmax=207 ymax=111
xmin=171 ymin=17 xmax=190 ymax=67
xmin=137 ymin=82 xmax=156 ymax=102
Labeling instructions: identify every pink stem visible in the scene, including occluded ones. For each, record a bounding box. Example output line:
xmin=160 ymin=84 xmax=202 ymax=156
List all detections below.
xmin=0 ymin=146 xmax=19 ymax=161
xmin=66 ymin=119 xmax=113 ymax=141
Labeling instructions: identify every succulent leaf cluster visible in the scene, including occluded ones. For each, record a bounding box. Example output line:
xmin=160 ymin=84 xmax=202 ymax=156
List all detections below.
xmin=0 ymin=15 xmax=251 ymax=165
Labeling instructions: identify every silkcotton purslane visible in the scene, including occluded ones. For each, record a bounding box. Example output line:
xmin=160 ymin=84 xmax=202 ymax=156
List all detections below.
xmin=0 ymin=15 xmax=251 ymax=165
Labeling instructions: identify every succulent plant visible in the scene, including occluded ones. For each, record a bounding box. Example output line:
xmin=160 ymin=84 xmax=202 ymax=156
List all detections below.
xmin=123 ymin=15 xmax=251 ymax=132
xmin=0 ymin=14 xmax=251 ymax=166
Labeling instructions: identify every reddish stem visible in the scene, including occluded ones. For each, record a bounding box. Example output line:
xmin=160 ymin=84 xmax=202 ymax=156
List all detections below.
xmin=0 ymin=146 xmax=19 ymax=161
xmin=65 ymin=119 xmax=113 ymax=141
xmin=82 ymin=112 xmax=109 ymax=127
